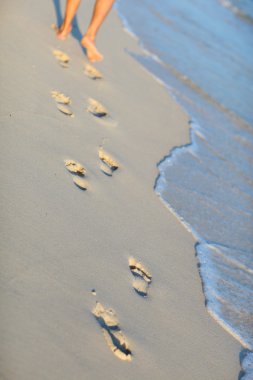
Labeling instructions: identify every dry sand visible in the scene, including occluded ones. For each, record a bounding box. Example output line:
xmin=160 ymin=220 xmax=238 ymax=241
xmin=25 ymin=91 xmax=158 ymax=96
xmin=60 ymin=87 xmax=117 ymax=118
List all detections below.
xmin=0 ymin=0 xmax=241 ymax=379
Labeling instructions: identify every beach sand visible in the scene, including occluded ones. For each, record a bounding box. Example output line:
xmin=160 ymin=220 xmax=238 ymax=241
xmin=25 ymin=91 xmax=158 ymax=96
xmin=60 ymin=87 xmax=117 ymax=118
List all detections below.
xmin=0 ymin=0 xmax=241 ymax=378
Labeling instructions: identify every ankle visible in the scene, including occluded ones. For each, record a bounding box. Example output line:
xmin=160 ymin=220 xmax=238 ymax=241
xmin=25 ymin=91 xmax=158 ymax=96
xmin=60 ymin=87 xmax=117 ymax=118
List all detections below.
xmin=61 ymin=21 xmax=72 ymax=31
xmin=84 ymin=31 xmax=96 ymax=42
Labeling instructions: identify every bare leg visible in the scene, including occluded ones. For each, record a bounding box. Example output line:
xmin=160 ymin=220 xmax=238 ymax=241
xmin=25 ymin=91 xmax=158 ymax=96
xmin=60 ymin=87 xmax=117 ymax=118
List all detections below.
xmin=56 ymin=0 xmax=81 ymax=40
xmin=81 ymin=0 xmax=115 ymax=62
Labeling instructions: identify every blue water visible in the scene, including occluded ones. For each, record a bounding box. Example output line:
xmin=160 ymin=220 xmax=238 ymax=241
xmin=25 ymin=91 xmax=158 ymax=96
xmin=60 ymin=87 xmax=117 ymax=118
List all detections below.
xmin=116 ymin=0 xmax=253 ymax=377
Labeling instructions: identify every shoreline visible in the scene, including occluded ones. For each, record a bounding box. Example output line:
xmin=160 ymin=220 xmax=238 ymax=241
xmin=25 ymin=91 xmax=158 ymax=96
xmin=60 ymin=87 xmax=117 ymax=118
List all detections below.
xmin=118 ymin=1 xmax=253 ymax=362
xmin=0 ymin=0 xmax=241 ymax=378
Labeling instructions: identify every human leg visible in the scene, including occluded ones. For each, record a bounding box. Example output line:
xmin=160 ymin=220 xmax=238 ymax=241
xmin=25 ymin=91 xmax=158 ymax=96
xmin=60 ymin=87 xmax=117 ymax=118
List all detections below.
xmin=57 ymin=0 xmax=81 ymax=40
xmin=81 ymin=0 xmax=115 ymax=62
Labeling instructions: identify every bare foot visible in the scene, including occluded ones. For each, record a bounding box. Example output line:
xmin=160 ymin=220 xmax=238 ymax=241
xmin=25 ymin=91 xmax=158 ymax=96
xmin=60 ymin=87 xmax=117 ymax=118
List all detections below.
xmin=81 ymin=35 xmax=103 ymax=63
xmin=52 ymin=23 xmax=72 ymax=40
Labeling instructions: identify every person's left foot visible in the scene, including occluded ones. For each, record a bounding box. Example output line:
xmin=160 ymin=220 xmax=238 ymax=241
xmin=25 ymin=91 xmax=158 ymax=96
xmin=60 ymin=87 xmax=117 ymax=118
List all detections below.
xmin=52 ymin=23 xmax=72 ymax=40
xmin=81 ymin=35 xmax=103 ymax=63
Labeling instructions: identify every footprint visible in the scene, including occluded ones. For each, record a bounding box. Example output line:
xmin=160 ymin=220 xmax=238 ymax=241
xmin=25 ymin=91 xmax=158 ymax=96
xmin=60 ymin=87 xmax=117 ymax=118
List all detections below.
xmin=53 ymin=49 xmax=70 ymax=68
xmin=132 ymin=278 xmax=149 ymax=297
xmin=84 ymin=64 xmax=103 ymax=80
xmin=93 ymin=302 xmax=132 ymax=362
xmin=86 ymin=98 xmax=117 ymax=127
xmin=51 ymin=90 xmax=71 ymax=104
xmin=93 ymin=302 xmax=119 ymax=327
xmin=128 ymin=257 xmax=152 ymax=297
xmin=99 ymin=147 xmax=119 ymax=176
xmin=72 ymin=176 xmax=88 ymax=190
xmin=87 ymin=98 xmax=108 ymax=118
xmin=100 ymin=162 xmax=113 ymax=177
xmin=57 ymin=104 xmax=74 ymax=117
xmin=51 ymin=91 xmax=73 ymax=117
xmin=64 ymin=160 xmax=86 ymax=175
xmin=129 ymin=257 xmax=152 ymax=282
xmin=64 ymin=159 xmax=88 ymax=190
xmin=102 ymin=329 xmax=132 ymax=362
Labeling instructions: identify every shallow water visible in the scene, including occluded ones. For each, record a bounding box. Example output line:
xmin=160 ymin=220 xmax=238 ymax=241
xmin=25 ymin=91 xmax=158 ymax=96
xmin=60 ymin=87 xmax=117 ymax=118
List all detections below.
xmin=117 ymin=0 xmax=253 ymax=376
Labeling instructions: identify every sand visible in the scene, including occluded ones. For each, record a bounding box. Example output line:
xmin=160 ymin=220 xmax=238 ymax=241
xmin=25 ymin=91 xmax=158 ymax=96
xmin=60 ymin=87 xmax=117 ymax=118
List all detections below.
xmin=0 ymin=0 xmax=241 ymax=379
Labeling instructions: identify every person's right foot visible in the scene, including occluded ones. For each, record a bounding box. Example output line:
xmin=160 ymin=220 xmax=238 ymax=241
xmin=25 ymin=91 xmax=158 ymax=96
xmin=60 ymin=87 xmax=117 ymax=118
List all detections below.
xmin=81 ymin=35 xmax=103 ymax=63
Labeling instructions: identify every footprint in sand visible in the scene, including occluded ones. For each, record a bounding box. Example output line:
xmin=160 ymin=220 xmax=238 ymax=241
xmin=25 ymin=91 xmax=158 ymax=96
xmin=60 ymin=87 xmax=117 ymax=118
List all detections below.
xmin=51 ymin=90 xmax=74 ymax=117
xmin=84 ymin=64 xmax=103 ymax=80
xmin=98 ymin=146 xmax=119 ymax=177
xmin=86 ymin=98 xmax=117 ymax=127
xmin=87 ymin=98 xmax=108 ymax=118
xmin=64 ymin=159 xmax=88 ymax=190
xmin=51 ymin=90 xmax=71 ymax=104
xmin=128 ymin=257 xmax=152 ymax=297
xmin=57 ymin=104 xmax=74 ymax=117
xmin=93 ymin=302 xmax=132 ymax=362
xmin=53 ymin=49 xmax=70 ymax=68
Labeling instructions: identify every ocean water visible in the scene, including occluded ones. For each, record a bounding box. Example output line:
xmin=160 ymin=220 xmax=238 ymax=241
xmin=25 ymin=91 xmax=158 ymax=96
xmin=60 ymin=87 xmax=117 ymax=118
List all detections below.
xmin=116 ymin=0 xmax=253 ymax=377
